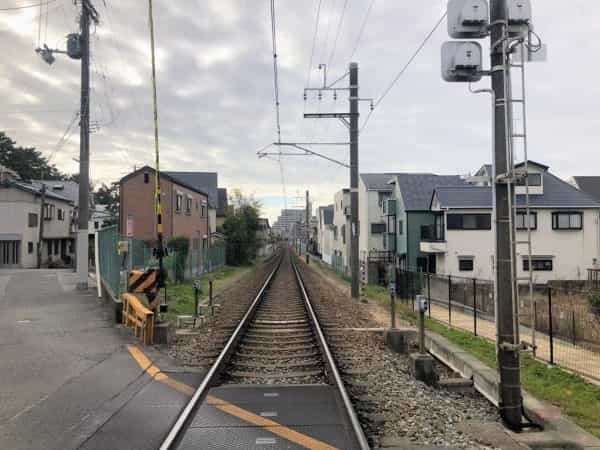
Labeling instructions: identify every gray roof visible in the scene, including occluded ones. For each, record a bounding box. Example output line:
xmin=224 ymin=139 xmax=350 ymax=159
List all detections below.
xmin=10 ymin=181 xmax=73 ymax=203
xmin=319 ymin=205 xmax=334 ymax=225
xmin=32 ymin=180 xmax=79 ymax=205
xmin=217 ymin=188 xmax=228 ymax=216
xmin=360 ymin=173 xmax=398 ymax=191
xmin=435 ymin=172 xmax=600 ymax=209
xmin=163 ymin=171 xmax=218 ymax=208
xmin=573 ymin=176 xmax=600 ymax=202
xmin=395 ymin=174 xmax=467 ymax=210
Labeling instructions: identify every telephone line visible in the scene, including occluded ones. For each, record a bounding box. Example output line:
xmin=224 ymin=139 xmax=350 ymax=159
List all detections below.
xmin=0 ymin=0 xmax=56 ymax=11
xmin=361 ymin=10 xmax=447 ymax=132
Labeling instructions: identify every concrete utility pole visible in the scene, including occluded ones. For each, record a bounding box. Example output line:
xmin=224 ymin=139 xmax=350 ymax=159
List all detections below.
xmin=349 ymin=62 xmax=360 ymax=299
xmin=305 ymin=190 xmax=310 ymax=264
xmin=37 ymin=183 xmax=46 ymax=269
xmin=76 ymin=0 xmax=91 ymax=290
xmin=490 ymin=0 xmax=523 ymax=429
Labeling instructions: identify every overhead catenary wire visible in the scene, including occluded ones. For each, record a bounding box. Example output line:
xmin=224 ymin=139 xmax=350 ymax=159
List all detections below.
xmin=0 ymin=0 xmax=57 ymax=11
xmin=326 ymin=0 xmax=348 ymax=68
xmin=361 ymin=10 xmax=447 ymax=132
xmin=349 ymin=0 xmax=376 ymax=60
xmin=269 ymin=0 xmax=287 ymax=210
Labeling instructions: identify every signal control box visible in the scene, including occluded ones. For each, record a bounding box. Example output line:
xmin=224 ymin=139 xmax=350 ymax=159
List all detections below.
xmin=441 ymin=41 xmax=483 ymax=82
xmin=448 ymin=0 xmax=489 ymax=39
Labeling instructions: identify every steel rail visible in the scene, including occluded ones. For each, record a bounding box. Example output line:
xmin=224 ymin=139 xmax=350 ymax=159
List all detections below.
xmin=159 ymin=253 xmax=282 ymax=450
xmin=291 ymin=259 xmax=370 ymax=450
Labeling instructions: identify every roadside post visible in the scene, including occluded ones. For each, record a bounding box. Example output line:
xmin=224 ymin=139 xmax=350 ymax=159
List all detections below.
xmin=416 ymin=294 xmax=429 ymax=354
xmin=209 ymin=277 xmax=214 ymax=315
xmin=193 ymin=279 xmax=201 ymax=326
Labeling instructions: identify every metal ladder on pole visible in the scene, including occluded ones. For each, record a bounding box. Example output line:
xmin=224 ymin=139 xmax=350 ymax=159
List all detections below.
xmin=509 ymin=40 xmax=536 ymax=355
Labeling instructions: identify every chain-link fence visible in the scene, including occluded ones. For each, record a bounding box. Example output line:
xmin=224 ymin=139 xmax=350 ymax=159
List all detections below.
xmin=395 ymin=269 xmax=600 ymax=382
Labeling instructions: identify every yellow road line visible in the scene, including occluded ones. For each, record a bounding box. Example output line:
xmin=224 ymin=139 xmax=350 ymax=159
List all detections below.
xmin=126 ymin=345 xmax=340 ymax=450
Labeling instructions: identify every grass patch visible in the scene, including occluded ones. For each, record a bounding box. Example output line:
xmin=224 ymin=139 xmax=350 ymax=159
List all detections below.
xmin=165 ymin=264 xmax=252 ymax=321
xmin=314 ymin=270 xmax=600 ymax=437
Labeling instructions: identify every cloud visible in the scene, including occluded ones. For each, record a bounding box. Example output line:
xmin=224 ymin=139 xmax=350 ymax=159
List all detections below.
xmin=1 ymin=0 xmax=599 ymax=223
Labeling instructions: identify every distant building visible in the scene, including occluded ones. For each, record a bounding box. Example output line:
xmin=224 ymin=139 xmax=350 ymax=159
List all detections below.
xmin=0 ymin=164 xmax=19 ymax=183
xmin=120 ymin=167 xmax=211 ymax=250
xmin=256 ymin=218 xmax=272 ymax=256
xmin=316 ymin=205 xmax=334 ymax=264
xmin=272 ymin=209 xmax=305 ymax=238
xmin=331 ymin=189 xmax=351 ymax=274
xmin=0 ymin=180 xmax=75 ymax=268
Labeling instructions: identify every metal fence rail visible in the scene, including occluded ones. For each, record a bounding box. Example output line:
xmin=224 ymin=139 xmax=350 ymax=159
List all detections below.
xmin=97 ymin=225 xmax=120 ymax=298
xmin=395 ymin=269 xmax=600 ymax=382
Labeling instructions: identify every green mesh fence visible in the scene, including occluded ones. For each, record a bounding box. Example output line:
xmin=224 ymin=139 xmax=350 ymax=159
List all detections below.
xmin=97 ymin=225 xmax=120 ymax=298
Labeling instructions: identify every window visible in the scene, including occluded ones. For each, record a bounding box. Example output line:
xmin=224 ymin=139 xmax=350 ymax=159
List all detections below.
xmin=94 ymin=221 xmax=99 ymax=229
xmin=341 ymin=225 xmax=346 ymax=244
xmin=57 ymin=208 xmax=65 ymax=221
xmin=43 ymin=204 xmax=55 ymax=220
xmin=28 ymin=242 xmax=34 ymax=254
xmin=378 ymin=191 xmax=390 ymax=207
xmin=516 ymin=173 xmax=542 ymax=187
xmin=459 ymin=257 xmax=474 ymax=272
xmin=398 ymin=219 xmax=404 ymax=235
xmin=552 ymin=212 xmax=582 ymax=230
xmin=371 ymin=223 xmax=386 ymax=234
xmin=523 ymin=258 xmax=553 ymax=271
xmin=28 ymin=213 xmax=38 ymax=228
xmin=447 ymin=214 xmax=491 ymax=230
xmin=175 ymin=193 xmax=183 ymax=213
xmin=516 ymin=211 xmax=537 ymax=230
xmin=144 ymin=172 xmax=149 ymax=184
xmin=185 ymin=196 xmax=192 ymax=214
xmin=201 ymin=205 xmax=206 ymax=217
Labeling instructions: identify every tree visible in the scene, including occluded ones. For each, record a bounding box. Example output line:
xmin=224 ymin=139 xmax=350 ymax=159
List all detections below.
xmin=94 ymin=182 xmax=119 ymax=227
xmin=222 ymin=189 xmax=262 ymax=266
xmin=0 ymin=131 xmax=66 ymax=180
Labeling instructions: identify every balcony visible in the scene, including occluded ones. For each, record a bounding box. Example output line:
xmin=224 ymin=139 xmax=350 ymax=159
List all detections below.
xmin=420 ymin=225 xmax=446 ymax=254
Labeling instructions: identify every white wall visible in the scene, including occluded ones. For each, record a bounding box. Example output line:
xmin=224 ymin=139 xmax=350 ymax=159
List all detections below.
xmin=332 ymin=190 xmax=350 ymax=269
xmin=358 ymin=178 xmax=388 ymax=257
xmin=438 ymin=207 xmax=600 ymax=283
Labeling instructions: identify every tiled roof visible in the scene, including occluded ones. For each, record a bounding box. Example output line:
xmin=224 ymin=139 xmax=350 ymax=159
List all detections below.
xmin=360 ymin=173 xmax=398 ymax=191
xmin=10 ymin=181 xmax=73 ymax=203
xmin=395 ymin=174 xmax=467 ymax=210
xmin=435 ymin=172 xmax=600 ymax=209
xmin=573 ymin=176 xmax=600 ymax=202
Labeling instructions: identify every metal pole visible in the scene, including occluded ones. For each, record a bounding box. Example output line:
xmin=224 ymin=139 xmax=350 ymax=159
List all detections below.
xmin=427 ymin=273 xmax=431 ymax=319
xmin=491 ymin=0 xmax=523 ymax=429
xmin=37 ymin=183 xmax=46 ymax=268
xmin=349 ymin=62 xmax=360 ymax=299
xmin=76 ymin=0 xmax=90 ymax=290
xmin=548 ymin=287 xmax=554 ymax=365
xmin=448 ymin=275 xmax=452 ymax=325
xmin=306 ymin=190 xmax=310 ymax=264
xmin=473 ymin=278 xmax=478 ymax=336
xmin=419 ymin=306 xmax=425 ymax=354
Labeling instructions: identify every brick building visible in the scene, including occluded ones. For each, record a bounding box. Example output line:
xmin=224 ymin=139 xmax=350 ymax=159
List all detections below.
xmin=120 ymin=167 xmax=211 ymax=249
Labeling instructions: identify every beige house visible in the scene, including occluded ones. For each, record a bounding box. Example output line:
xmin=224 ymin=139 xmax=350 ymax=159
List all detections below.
xmin=0 ymin=180 xmax=75 ymax=268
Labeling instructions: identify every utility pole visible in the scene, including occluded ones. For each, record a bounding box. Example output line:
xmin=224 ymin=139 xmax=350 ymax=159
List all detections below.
xmin=76 ymin=0 xmax=93 ymax=290
xmin=37 ymin=183 xmax=46 ymax=269
xmin=305 ymin=190 xmax=309 ymax=264
xmin=349 ymin=62 xmax=359 ymax=299
xmin=490 ymin=0 xmax=523 ymax=429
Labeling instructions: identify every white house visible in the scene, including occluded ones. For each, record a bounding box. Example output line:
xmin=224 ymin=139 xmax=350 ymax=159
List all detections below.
xmin=331 ymin=189 xmax=350 ymax=273
xmin=423 ymin=162 xmax=600 ymax=283
xmin=359 ymin=174 xmax=396 ymax=283
xmin=0 ymin=180 xmax=76 ymax=268
xmin=316 ymin=205 xmax=334 ymax=264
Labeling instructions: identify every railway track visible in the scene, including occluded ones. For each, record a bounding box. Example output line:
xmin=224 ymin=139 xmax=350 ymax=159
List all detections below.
xmin=160 ymin=249 xmax=369 ymax=450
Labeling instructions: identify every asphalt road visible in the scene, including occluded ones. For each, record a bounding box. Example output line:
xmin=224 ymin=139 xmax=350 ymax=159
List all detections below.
xmin=0 ymin=269 xmax=198 ymax=450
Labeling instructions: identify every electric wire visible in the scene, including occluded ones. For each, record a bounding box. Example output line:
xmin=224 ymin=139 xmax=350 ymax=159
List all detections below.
xmin=361 ymin=10 xmax=447 ymax=132
xmin=326 ymin=0 xmax=348 ymax=69
xmin=270 ymin=0 xmax=287 ymax=210
xmin=349 ymin=0 xmax=376 ymax=60
xmin=0 ymin=0 xmax=56 ymax=11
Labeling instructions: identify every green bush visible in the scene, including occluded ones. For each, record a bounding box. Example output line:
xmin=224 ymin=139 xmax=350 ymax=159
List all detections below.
xmin=168 ymin=236 xmax=189 ymax=282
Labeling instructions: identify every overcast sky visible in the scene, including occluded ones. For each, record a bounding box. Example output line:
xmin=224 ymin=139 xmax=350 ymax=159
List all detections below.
xmin=1 ymin=0 xmax=599 ymax=222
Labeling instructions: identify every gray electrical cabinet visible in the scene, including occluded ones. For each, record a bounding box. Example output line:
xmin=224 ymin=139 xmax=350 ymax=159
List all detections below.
xmin=447 ymin=0 xmax=489 ymax=38
xmin=441 ymin=41 xmax=483 ymax=82
xmin=67 ymin=33 xmax=82 ymax=60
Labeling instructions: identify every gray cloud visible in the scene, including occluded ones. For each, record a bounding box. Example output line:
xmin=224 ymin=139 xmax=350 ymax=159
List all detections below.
xmin=1 ymin=0 xmax=599 ymax=222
